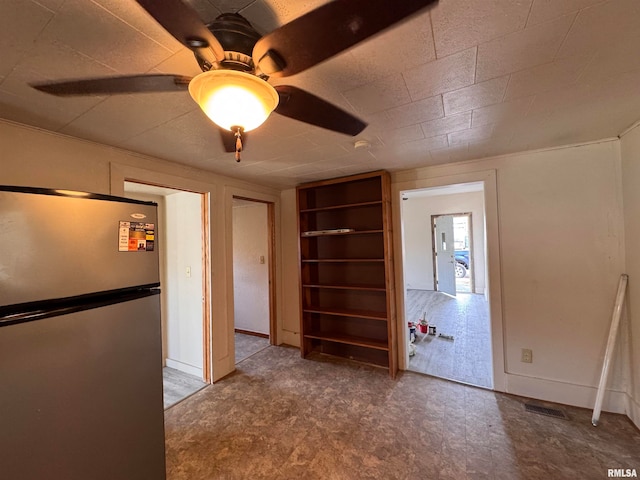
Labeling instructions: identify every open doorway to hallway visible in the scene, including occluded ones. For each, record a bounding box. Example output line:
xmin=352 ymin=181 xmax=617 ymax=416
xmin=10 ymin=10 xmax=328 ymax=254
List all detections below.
xmin=401 ymin=183 xmax=493 ymax=389
xmin=232 ymin=197 xmax=274 ymax=364
xmin=124 ymin=182 xmax=209 ymax=408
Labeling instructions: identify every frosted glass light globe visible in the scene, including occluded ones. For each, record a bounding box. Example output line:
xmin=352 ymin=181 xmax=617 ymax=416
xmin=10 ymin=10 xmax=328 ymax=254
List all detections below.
xmin=189 ymin=70 xmax=279 ymax=132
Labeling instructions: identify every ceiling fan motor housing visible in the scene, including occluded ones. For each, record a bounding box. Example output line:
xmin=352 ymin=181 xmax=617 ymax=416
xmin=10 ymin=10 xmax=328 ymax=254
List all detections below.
xmin=196 ymin=13 xmax=262 ymax=73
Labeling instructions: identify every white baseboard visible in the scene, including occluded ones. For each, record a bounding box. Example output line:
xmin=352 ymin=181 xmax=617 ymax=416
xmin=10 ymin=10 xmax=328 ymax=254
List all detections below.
xmin=505 ymin=373 xmax=627 ymax=414
xmin=165 ymin=358 xmax=203 ymax=378
xmin=626 ymin=392 xmax=640 ymax=430
xmin=280 ymin=330 xmax=300 ymax=348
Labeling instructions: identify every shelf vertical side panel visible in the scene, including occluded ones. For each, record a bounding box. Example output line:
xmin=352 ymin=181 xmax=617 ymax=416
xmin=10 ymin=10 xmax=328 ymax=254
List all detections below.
xmin=297 ymin=187 xmax=311 ymax=358
xmin=381 ymin=171 xmax=398 ymax=378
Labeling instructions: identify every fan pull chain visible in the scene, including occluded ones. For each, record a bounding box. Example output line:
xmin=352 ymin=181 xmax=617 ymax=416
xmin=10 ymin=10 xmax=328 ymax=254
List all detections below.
xmin=234 ymin=127 xmax=243 ymax=163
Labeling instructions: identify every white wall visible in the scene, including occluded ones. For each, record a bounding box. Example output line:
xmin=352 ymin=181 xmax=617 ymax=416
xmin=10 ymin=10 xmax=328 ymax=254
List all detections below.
xmin=0 ymin=119 xmax=282 ymax=382
xmin=401 ymin=191 xmax=485 ymax=293
xmin=279 ymin=188 xmax=301 ymax=346
xmin=390 ymin=140 xmax=629 ymax=415
xmin=164 ymin=191 xmax=204 ymax=377
xmin=233 ymin=202 xmax=270 ymax=335
xmin=620 ymin=121 xmax=640 ymax=427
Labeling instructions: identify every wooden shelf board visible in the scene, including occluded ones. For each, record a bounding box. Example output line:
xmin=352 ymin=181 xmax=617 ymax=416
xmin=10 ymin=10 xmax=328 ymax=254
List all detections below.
xmin=302 ymin=258 xmax=384 ymax=263
xmin=304 ymin=332 xmax=389 ymax=351
xmin=300 ymin=200 xmax=382 ymax=213
xmin=302 ymin=283 xmax=386 ymax=292
xmin=303 ymin=306 xmax=388 ymax=320
xmin=300 ymin=229 xmax=383 ymax=237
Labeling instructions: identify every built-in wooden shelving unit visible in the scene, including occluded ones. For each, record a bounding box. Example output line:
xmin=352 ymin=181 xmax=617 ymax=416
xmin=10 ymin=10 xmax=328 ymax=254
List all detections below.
xmin=297 ymin=170 xmax=397 ymax=377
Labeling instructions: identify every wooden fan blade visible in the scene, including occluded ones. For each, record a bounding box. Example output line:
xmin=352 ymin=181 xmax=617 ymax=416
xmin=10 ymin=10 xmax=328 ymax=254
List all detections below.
xmin=30 ymin=74 xmax=192 ymax=96
xmin=274 ymin=85 xmax=366 ymax=136
xmin=219 ymin=128 xmax=247 ymax=153
xmin=253 ymin=0 xmax=438 ymax=77
xmin=136 ymin=0 xmax=225 ymax=65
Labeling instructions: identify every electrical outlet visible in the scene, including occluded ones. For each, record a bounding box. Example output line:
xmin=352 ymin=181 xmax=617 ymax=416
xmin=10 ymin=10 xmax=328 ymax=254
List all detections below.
xmin=521 ymin=348 xmax=533 ymax=363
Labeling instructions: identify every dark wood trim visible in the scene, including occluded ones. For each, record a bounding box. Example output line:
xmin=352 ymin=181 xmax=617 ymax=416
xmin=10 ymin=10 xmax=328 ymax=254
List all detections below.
xmin=234 ymin=328 xmax=269 ymax=339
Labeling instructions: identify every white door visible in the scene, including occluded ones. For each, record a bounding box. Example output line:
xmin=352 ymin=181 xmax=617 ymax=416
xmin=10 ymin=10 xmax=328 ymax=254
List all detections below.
xmin=434 ymin=215 xmax=456 ymax=296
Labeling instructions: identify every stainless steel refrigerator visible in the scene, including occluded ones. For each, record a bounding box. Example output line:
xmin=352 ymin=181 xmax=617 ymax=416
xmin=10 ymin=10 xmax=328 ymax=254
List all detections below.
xmin=0 ymin=186 xmax=166 ymax=480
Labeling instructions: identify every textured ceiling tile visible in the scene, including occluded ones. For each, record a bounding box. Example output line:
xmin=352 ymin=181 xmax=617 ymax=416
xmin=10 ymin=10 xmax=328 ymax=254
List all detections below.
xmin=378 ymin=125 xmax=425 ymax=146
xmin=0 ymin=89 xmax=84 ymax=132
xmin=385 ymin=96 xmax=444 ymax=129
xmin=360 ymin=111 xmax=393 ymax=133
xmin=342 ymin=73 xmax=411 ymax=115
xmin=403 ymin=48 xmax=476 ymax=101
xmin=472 ymin=96 xmax=534 ymax=127
xmin=0 ymin=0 xmax=53 ymax=77
xmin=557 ymin=0 xmax=640 ymax=59
xmin=576 ymin=27 xmax=640 ymax=84
xmin=350 ymin=11 xmax=436 ymax=79
xmin=302 ymin=51 xmax=373 ymax=93
xmin=93 ymin=0 xmax=182 ymax=51
xmin=527 ymin=0 xmax=604 ymax=26
xmin=39 ymin=0 xmax=175 ymax=75
xmin=504 ymin=54 xmax=592 ymax=100
xmin=7 ymin=39 xmax=119 ymax=83
xmin=259 ymin=0 xmax=327 ymax=27
xmin=429 ymin=144 xmax=469 ymax=163
xmin=443 ymin=76 xmax=509 ymax=116
xmin=151 ymin=49 xmax=204 ymax=77
xmin=61 ymin=92 xmax=196 ymax=145
xmin=420 ymin=112 xmax=472 ymax=138
xmin=476 ymin=14 xmax=575 ymax=82
xmin=431 ymin=0 xmax=532 ymax=57
xmin=0 ymin=60 xmax=109 ymax=129
xmin=448 ymin=125 xmax=494 ymax=145
xmin=32 ymin=0 xmax=65 ymax=12
xmin=120 ymin=109 xmax=225 ymax=162
xmin=370 ymin=135 xmax=448 ymax=163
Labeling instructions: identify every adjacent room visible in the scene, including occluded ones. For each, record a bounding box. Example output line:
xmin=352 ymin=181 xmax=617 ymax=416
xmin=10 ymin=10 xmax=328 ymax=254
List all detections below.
xmin=401 ymin=183 xmax=493 ymax=389
xmin=232 ymin=197 xmax=273 ymax=364
xmin=2 ymin=1 xmax=640 ymax=479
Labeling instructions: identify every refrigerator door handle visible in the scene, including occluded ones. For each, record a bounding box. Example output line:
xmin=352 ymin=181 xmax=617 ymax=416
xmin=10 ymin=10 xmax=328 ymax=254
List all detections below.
xmin=0 ymin=284 xmax=161 ymax=328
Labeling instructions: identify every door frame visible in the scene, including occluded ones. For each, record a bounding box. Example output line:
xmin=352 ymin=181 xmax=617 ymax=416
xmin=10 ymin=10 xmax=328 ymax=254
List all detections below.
xmin=392 ymin=169 xmax=506 ymax=392
xmin=110 ymin=166 xmax=214 ymax=384
xmin=232 ymin=195 xmax=278 ymax=345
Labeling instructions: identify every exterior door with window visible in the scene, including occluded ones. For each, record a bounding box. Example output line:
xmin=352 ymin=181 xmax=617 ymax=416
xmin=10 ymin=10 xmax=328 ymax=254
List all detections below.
xmin=434 ymin=215 xmax=456 ymax=296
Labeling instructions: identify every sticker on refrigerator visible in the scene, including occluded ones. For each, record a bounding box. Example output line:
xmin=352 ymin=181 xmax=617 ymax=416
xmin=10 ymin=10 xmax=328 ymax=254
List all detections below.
xmin=119 ymin=221 xmax=155 ymax=252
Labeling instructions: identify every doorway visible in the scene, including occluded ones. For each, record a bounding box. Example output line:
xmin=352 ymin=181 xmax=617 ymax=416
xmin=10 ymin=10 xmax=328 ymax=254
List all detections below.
xmin=124 ymin=182 xmax=210 ymax=408
xmin=401 ymin=183 xmax=493 ymax=388
xmin=232 ymin=197 xmax=275 ymax=364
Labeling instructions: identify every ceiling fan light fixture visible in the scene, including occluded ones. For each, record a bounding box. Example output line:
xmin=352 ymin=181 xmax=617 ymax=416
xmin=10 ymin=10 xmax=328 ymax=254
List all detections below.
xmin=188 ymin=70 xmax=279 ymax=132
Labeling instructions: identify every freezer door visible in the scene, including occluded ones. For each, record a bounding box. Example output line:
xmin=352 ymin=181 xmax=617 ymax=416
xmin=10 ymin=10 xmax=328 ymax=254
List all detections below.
xmin=0 ymin=189 xmax=159 ymax=306
xmin=0 ymin=294 xmax=166 ymax=480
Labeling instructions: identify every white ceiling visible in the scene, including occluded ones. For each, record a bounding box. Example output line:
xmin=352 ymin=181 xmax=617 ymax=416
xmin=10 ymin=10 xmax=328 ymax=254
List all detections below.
xmin=1 ymin=0 xmax=639 ymax=189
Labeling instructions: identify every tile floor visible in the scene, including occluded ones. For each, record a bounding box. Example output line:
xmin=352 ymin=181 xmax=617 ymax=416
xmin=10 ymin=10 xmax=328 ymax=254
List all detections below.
xmin=164 ymin=346 xmax=640 ymax=479
xmin=235 ymin=332 xmax=271 ymax=364
xmin=406 ymin=290 xmax=492 ymax=388
xmin=162 ymin=367 xmax=207 ymax=409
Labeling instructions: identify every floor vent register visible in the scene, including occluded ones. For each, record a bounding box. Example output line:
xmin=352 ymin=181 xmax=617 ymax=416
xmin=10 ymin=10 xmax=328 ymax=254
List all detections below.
xmin=524 ymin=403 xmax=569 ymax=420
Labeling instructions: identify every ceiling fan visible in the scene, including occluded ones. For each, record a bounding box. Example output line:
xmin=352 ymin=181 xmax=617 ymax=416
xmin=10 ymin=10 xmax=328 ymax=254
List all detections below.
xmin=31 ymin=0 xmax=438 ymax=161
